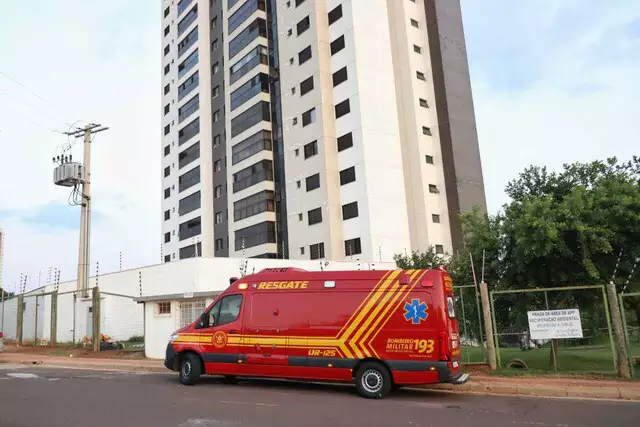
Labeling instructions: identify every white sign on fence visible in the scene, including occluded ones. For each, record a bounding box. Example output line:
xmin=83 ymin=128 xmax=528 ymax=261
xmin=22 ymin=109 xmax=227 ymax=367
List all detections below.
xmin=527 ymin=309 xmax=583 ymax=340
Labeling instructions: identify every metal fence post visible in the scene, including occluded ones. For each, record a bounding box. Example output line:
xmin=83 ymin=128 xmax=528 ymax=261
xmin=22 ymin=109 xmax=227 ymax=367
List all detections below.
xmin=50 ymin=291 xmax=58 ymax=348
xmin=606 ymin=281 xmax=631 ymax=379
xmin=480 ymin=281 xmax=497 ymax=370
xmin=92 ymin=287 xmax=100 ymax=352
xmin=16 ymin=294 xmax=24 ymax=346
xmin=619 ymin=293 xmax=635 ymax=379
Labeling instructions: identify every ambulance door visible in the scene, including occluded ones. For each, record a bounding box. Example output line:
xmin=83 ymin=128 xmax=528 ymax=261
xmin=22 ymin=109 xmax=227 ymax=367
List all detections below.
xmin=242 ymin=292 xmax=289 ymax=375
xmin=197 ymin=294 xmax=243 ymax=376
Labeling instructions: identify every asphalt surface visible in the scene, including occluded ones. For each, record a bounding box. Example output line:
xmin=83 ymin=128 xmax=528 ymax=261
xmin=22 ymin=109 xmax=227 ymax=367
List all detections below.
xmin=0 ymin=365 xmax=638 ymax=427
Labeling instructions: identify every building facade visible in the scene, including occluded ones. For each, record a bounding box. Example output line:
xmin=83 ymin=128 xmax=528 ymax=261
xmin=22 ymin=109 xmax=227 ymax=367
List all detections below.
xmin=160 ymin=0 xmax=486 ymax=263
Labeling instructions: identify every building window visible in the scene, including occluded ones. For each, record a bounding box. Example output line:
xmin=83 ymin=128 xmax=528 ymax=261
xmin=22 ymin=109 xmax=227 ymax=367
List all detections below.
xmin=164 ymin=64 xmax=170 ymax=75
xmin=306 ymin=173 xmax=320 ymax=191
xmin=164 ymin=103 xmax=170 ymax=115
xmin=230 ymin=73 xmax=270 ymax=111
xmin=330 ymin=35 xmax=345 ymax=55
xmin=164 ymin=145 xmax=171 ymax=156
xmin=164 ymin=7 xmax=170 ymax=18
xmin=332 ymin=66 xmax=348 ymax=87
xmin=179 ymin=118 xmax=200 ymax=146
xmin=335 ymin=99 xmax=351 ymax=119
xmin=228 ymin=0 xmax=267 ymax=34
xmin=164 ymin=232 xmax=171 ymax=243
xmin=296 ymin=180 xmax=301 ymax=189
xmin=298 ymin=46 xmax=312 ymax=64
xmin=300 ymin=247 xmax=305 ymax=255
xmin=229 ymin=18 xmax=268 ymax=59
xmin=178 ymin=166 xmax=200 ymax=192
xmin=178 ymin=94 xmax=199 ymax=123
xmin=297 ymin=16 xmax=310 ymax=35
xmin=340 ymin=166 xmax=356 ymax=185
xmin=164 ymin=166 xmax=170 ymax=178
xmin=410 ymin=19 xmax=419 ymax=28
xmin=213 ymin=134 xmax=221 ymax=148
xmin=419 ymin=98 xmax=429 ymax=108
xmin=231 ymin=101 xmax=271 ymax=137
xmin=342 ymin=202 xmax=359 ymax=220
xmin=215 ymin=185 xmax=222 ymax=198
xmin=233 ymin=190 xmax=275 ymax=221
xmin=422 ymin=126 xmax=432 ymax=136
xmin=234 ymin=221 xmax=276 ymax=250
xmin=337 ymin=132 xmax=353 ymax=151
xmin=178 ymin=299 xmax=206 ymax=327
xmin=413 ymin=44 xmax=422 ymax=54
xmin=164 ymin=84 xmax=170 ymax=95
xmin=295 ymin=0 xmax=306 ymax=6
xmin=310 ymin=242 xmax=325 ymax=260
xmin=435 ymin=245 xmax=444 ymax=254
xmin=164 ymin=124 xmax=171 ymax=136
xmin=213 ymin=86 xmax=220 ymax=98
xmin=328 ymin=4 xmax=343 ymax=25
xmin=425 ymin=155 xmax=434 ymax=164
xmin=164 ymin=187 xmax=171 ymax=199
xmin=214 ymin=159 xmax=222 ymax=171
xmin=179 ymin=216 xmax=202 ymax=241
xmin=230 ymin=45 xmax=269 ymax=84
xmin=432 ymin=214 xmax=441 ymax=223
xmin=298 ymin=213 xmax=303 ymax=221
xmin=304 ymin=140 xmax=318 ymax=159
xmin=231 ymin=130 xmax=273 ymax=164
xmin=300 ymin=76 xmax=314 ymax=96
xmin=302 ymin=107 xmax=316 ymax=126
xmin=215 ymin=211 xmax=223 ymax=224
xmin=178 ymin=141 xmax=200 ymax=168
xmin=429 ymin=184 xmax=438 ymax=193
xmin=212 ymin=39 xmax=218 ymax=51
xmin=179 ymin=191 xmax=201 ymax=215
xmin=416 ymin=71 xmax=426 ymax=81
xmin=178 ymin=49 xmax=199 ymax=79
xmin=214 ymin=110 xmax=220 ymax=122
xmin=294 ymin=148 xmax=299 ymax=156
xmin=178 ymin=71 xmax=199 ymax=101
xmin=178 ymin=27 xmax=198 ymax=57
xmin=345 ymin=238 xmax=362 ymax=256
xmin=215 ymin=238 xmax=224 ymax=251
xmin=158 ymin=302 xmax=171 ymax=315
xmin=164 ymin=210 xmax=171 ymax=221
xmin=164 ymin=255 xmax=171 ymax=263
xmin=164 ymin=44 xmax=170 ymax=56
xmin=213 ymin=62 xmax=220 ymax=74
xmin=212 ymin=16 xmax=217 ymax=28
xmin=308 ymin=207 xmax=322 ymax=225
xmin=232 ymin=160 xmax=274 ymax=193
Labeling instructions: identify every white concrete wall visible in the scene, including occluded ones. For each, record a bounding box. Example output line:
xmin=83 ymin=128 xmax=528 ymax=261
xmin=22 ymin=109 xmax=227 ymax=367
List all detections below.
xmin=0 ymin=296 xmax=18 ymax=340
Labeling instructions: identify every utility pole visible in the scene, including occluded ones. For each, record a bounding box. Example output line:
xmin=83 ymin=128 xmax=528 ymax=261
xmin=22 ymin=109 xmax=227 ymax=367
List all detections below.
xmin=56 ymin=123 xmax=108 ymax=298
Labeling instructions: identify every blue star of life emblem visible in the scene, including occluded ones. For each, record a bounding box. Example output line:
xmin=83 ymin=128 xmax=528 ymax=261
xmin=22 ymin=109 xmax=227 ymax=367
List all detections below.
xmin=403 ymin=298 xmax=429 ymax=325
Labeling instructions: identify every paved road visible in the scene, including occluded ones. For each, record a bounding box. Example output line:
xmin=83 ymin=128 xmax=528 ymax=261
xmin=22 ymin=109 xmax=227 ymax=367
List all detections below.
xmin=0 ymin=365 xmax=638 ymax=427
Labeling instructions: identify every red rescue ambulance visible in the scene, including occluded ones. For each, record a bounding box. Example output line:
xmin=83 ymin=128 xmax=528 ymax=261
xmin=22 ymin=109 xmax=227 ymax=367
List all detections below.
xmin=164 ymin=267 xmax=468 ymax=398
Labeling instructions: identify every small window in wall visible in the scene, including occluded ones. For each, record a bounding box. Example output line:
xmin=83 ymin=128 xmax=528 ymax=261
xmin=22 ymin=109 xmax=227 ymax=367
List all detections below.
xmin=212 ymin=16 xmax=217 ymax=28
xmin=298 ymin=213 xmax=303 ymax=221
xmin=332 ymin=66 xmax=348 ymax=87
xmin=419 ymin=98 xmax=429 ymax=108
xmin=164 ymin=166 xmax=171 ymax=177
xmin=213 ymin=62 xmax=220 ymax=74
xmin=213 ymin=134 xmax=221 ymax=147
xmin=158 ymin=302 xmax=171 ymax=315
xmin=337 ymin=132 xmax=353 ymax=151
xmin=300 ymin=76 xmax=314 ymax=96
xmin=164 ymin=232 xmax=171 ymax=243
xmin=164 ymin=104 xmax=170 ymax=115
xmin=302 ymin=107 xmax=316 ymax=126
xmin=164 ymin=64 xmax=170 ymax=75
xmin=306 ymin=173 xmax=320 ymax=191
xmin=215 ymin=211 xmax=223 ymax=224
xmin=165 ymin=25 xmax=170 ymax=36
xmin=422 ymin=126 xmax=432 ymax=136
xmin=214 ymin=185 xmax=222 ymax=198
xmin=429 ymin=184 xmax=438 ymax=193
xmin=212 ymin=39 xmax=218 ymax=51
xmin=215 ymin=238 xmax=224 ymax=251
xmin=164 ymin=44 xmax=170 ymax=56
xmin=413 ymin=45 xmax=422 ymax=54
xmin=164 ymin=7 xmax=170 ymax=18
xmin=425 ymin=155 xmax=434 ymax=164
xmin=164 ymin=124 xmax=171 ymax=136
xmin=164 ymin=187 xmax=171 ymax=199
xmin=340 ymin=166 xmax=356 ymax=185
xmin=300 ymin=247 xmax=305 ymax=255
xmin=164 ymin=84 xmax=170 ymax=95
xmin=342 ymin=202 xmax=359 ymax=220
xmin=164 ymin=210 xmax=170 ymax=220
xmin=328 ymin=4 xmax=343 ymax=25
xmin=435 ymin=245 xmax=444 ymax=254
xmin=417 ymin=71 xmax=427 ymax=81
xmin=297 ymin=16 xmax=310 ymax=35
xmin=330 ymin=35 xmax=345 ymax=55
xmin=298 ymin=46 xmax=312 ymax=64
xmin=432 ymin=214 xmax=441 ymax=223
xmin=335 ymin=99 xmax=351 ymax=118
xmin=213 ymin=86 xmax=220 ymax=98
xmin=164 ymin=145 xmax=171 ymax=156
xmin=295 ymin=0 xmax=306 ymax=6
xmin=308 ymin=207 xmax=323 ymax=225
xmin=164 ymin=255 xmax=171 ymax=263
xmin=410 ymin=19 xmax=419 ymax=28
xmin=345 ymin=238 xmax=362 ymax=256
xmin=304 ymin=140 xmax=318 ymax=158
xmin=310 ymin=242 xmax=325 ymax=260
xmin=214 ymin=159 xmax=222 ymax=171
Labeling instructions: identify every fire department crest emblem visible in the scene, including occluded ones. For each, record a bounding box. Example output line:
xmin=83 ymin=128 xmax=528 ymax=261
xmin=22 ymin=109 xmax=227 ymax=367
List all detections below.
xmin=212 ymin=331 xmax=227 ymax=348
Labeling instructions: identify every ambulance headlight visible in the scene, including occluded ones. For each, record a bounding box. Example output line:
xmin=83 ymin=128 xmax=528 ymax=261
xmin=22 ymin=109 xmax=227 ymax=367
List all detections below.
xmin=169 ymin=334 xmax=179 ymax=343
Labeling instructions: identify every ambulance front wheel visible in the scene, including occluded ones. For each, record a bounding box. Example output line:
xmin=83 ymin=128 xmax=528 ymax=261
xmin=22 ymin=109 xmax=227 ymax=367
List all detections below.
xmin=355 ymin=362 xmax=392 ymax=399
xmin=179 ymin=353 xmax=202 ymax=386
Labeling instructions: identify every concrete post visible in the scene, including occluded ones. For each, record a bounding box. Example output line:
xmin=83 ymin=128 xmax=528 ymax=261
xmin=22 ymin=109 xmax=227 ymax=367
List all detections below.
xmin=606 ymin=281 xmax=631 ymax=379
xmin=16 ymin=295 xmax=24 ymax=346
xmin=50 ymin=291 xmax=58 ymax=347
xmin=92 ymin=287 xmax=100 ymax=352
xmin=479 ymin=281 xmax=497 ymax=370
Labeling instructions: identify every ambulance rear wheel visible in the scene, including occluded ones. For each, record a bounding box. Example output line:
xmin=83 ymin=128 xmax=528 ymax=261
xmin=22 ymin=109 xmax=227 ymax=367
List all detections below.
xmin=355 ymin=362 xmax=392 ymax=399
xmin=179 ymin=353 xmax=202 ymax=386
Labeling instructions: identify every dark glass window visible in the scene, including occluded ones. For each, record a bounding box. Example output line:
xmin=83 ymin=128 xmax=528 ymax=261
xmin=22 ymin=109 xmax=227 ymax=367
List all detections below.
xmin=335 ymin=99 xmax=350 ymax=118
xmin=328 ymin=5 xmax=343 ymax=25
xmin=178 ymin=5 xmax=198 ymax=36
xmin=178 ymin=166 xmax=200 ymax=192
xmin=164 ymin=145 xmax=170 ymax=156
xmin=229 ymin=18 xmax=267 ymax=58
xmin=304 ymin=140 xmax=318 ymax=158
xmin=178 ymin=142 xmax=200 ymax=168
xmin=231 ymin=101 xmax=271 ymax=137
xmin=179 ymin=242 xmax=202 ymax=259
xmin=164 ymin=84 xmax=170 ymax=95
xmin=308 ymin=208 xmax=322 ymax=225
xmin=228 ymin=0 xmax=266 ymax=34
xmin=234 ymin=221 xmax=276 ymax=250
xmin=332 ymin=66 xmax=348 ymax=87
xmin=310 ymin=242 xmax=325 ymax=260
xmin=419 ymin=98 xmax=429 ymax=108
xmin=231 ymin=130 xmax=272 ymax=164
xmin=230 ymin=45 xmax=269 ymax=84
xmin=298 ymin=46 xmax=312 ymax=64
xmin=422 ymin=126 xmax=432 ymax=136
xmin=228 ymin=0 xmax=242 ymax=9
xmin=425 ymin=155 xmax=434 ymax=164
xmin=233 ymin=160 xmax=274 ymax=193
xmin=164 ymin=6 xmax=170 ymax=18
xmin=179 ymin=118 xmax=199 ymax=145
xmin=429 ymin=184 xmax=438 ymax=193
xmin=164 ymin=44 xmax=170 ymax=56
xmin=416 ymin=71 xmax=426 ymax=81
xmin=414 ymin=44 xmax=422 ymax=53
xmin=345 ymin=238 xmax=362 ymax=256
xmin=342 ymin=202 xmax=359 ymax=220
xmin=306 ymin=173 xmax=320 ymax=191
xmin=295 ymin=0 xmax=306 ymax=6
xmin=164 ymin=166 xmax=170 ymax=177
xmin=178 ymin=191 xmax=201 ymax=215
xmin=164 ymin=232 xmax=170 ymax=243
xmin=164 ymin=103 xmax=170 ymax=115
xmin=337 ymin=132 xmax=353 ymax=151
xmin=432 ymin=214 xmax=441 ymax=223
xmin=296 ymin=16 xmax=310 ymax=35
xmin=164 ymin=188 xmax=171 ymax=199
xmin=178 ymin=94 xmax=199 ymax=123
xmin=178 ymin=49 xmax=198 ymax=79
xmin=164 ymin=124 xmax=170 ymax=135
xmin=179 ymin=216 xmax=201 ymax=241
xmin=300 ymin=76 xmax=314 ymax=96
xmin=178 ymin=27 xmax=198 ymax=58
xmin=435 ymin=245 xmax=444 ymax=254
xmin=230 ymin=73 xmax=269 ymax=111
xmin=330 ymin=35 xmax=345 ymax=55
xmin=178 ymin=0 xmax=194 ymax=16
xmin=302 ymin=107 xmax=316 ymax=126
xmin=164 ymin=64 xmax=170 ymax=75
xmin=178 ymin=71 xmax=199 ymax=101
xmin=233 ymin=190 xmax=275 ymax=221
xmin=340 ymin=166 xmax=356 ymax=185
xmin=164 ymin=210 xmax=170 ymax=220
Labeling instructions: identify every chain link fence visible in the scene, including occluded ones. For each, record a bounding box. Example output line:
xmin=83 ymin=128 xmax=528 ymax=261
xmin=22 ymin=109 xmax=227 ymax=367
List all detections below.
xmin=454 ymin=284 xmax=486 ymax=364
xmin=620 ymin=292 xmax=640 ymax=379
xmin=490 ymin=285 xmax=616 ymax=374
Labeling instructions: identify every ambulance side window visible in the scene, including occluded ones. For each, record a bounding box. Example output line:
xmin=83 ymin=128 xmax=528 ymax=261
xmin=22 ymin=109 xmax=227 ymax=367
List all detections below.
xmin=217 ymin=294 xmax=243 ymax=326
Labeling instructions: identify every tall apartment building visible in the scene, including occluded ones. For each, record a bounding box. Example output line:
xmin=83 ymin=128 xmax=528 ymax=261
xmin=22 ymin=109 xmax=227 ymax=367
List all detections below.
xmin=160 ymin=0 xmax=486 ymax=263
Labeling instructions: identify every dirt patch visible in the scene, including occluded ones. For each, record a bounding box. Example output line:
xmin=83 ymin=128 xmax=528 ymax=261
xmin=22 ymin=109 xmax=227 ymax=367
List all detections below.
xmin=1 ymin=344 xmax=145 ymax=360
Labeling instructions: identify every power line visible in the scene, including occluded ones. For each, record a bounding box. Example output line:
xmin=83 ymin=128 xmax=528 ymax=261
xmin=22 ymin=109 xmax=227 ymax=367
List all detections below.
xmin=0 ymin=90 xmax=67 ymax=128
xmin=0 ymin=70 xmax=71 ymax=119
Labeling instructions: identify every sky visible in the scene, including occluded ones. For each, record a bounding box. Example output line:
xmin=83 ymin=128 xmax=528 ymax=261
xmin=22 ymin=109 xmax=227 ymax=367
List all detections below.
xmin=0 ymin=0 xmax=638 ymax=292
